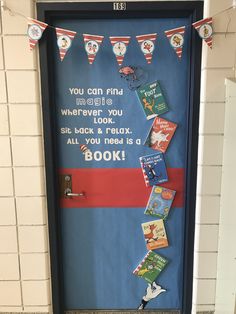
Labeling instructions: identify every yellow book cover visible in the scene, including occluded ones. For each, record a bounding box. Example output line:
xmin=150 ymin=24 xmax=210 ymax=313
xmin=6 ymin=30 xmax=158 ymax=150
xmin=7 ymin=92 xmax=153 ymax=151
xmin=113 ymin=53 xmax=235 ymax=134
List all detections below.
xmin=141 ymin=219 xmax=168 ymax=250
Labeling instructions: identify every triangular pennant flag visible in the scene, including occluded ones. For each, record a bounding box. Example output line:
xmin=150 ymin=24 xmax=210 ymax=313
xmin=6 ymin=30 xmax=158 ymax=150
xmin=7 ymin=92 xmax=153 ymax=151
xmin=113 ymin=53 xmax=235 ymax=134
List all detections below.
xmin=56 ymin=27 xmax=77 ymax=61
xmin=83 ymin=34 xmax=104 ymax=64
xmin=165 ymin=26 xmax=185 ymax=59
xmin=27 ymin=18 xmax=48 ymax=50
xmin=109 ymin=36 xmax=131 ymax=66
xmin=136 ymin=33 xmax=157 ymax=64
xmin=192 ymin=17 xmax=213 ymax=49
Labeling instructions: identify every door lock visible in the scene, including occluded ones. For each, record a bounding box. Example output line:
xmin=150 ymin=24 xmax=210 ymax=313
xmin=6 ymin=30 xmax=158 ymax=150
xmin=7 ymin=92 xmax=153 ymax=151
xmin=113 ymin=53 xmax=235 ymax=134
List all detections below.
xmin=60 ymin=174 xmax=84 ymax=198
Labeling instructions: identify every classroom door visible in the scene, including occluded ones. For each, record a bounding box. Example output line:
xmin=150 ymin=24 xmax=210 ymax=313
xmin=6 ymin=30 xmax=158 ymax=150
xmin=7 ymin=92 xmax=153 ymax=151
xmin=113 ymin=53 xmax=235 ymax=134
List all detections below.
xmin=40 ymin=3 xmax=202 ymax=312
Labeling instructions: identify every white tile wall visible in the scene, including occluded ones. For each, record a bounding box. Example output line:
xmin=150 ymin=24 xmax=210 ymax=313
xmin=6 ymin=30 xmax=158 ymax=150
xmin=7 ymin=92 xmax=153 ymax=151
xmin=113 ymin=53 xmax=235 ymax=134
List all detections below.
xmin=9 ymin=105 xmax=42 ymax=135
xmin=16 ymin=196 xmax=46 ymax=225
xmin=14 ymin=167 xmax=45 ymax=196
xmin=197 ymin=166 xmax=222 ymax=195
xmin=22 ymin=280 xmax=50 ymax=306
xmin=196 ymin=195 xmax=220 ymax=224
xmin=0 ymin=168 xmax=14 ymax=196
xmin=6 ymin=71 xmax=39 ymax=103
xmin=194 ymin=279 xmax=216 ymax=304
xmin=12 ymin=136 xmax=44 ymax=166
xmin=0 ymin=71 xmax=7 ymax=103
xmin=20 ymin=253 xmax=49 ymax=280
xmin=0 ymin=197 xmax=16 ymax=225
xmin=200 ymin=69 xmax=235 ymax=103
xmin=18 ymin=226 xmax=48 ymax=253
xmin=0 ymin=254 xmax=19 ymax=280
xmin=0 ymin=39 xmax=3 ymax=69
xmin=0 ymin=136 xmax=12 ymax=166
xmin=3 ymin=36 xmax=36 ymax=69
xmin=2 ymin=0 xmax=34 ymax=35
xmin=0 ymin=105 xmax=9 ymax=135
xmin=198 ymin=135 xmax=224 ymax=166
xmin=0 ymin=281 xmax=21 ymax=306
xmin=199 ymin=102 xmax=225 ymax=134
xmin=194 ymin=252 xmax=218 ymax=279
xmin=0 ymin=226 xmax=17 ymax=253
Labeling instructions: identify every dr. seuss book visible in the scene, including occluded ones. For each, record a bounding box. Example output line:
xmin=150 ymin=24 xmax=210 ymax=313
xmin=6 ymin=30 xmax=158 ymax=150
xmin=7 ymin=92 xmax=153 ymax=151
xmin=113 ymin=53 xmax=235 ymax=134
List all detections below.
xmin=136 ymin=81 xmax=169 ymax=120
xmin=141 ymin=219 xmax=168 ymax=250
xmin=139 ymin=152 xmax=168 ymax=187
xmin=145 ymin=186 xmax=176 ymax=219
xmin=144 ymin=117 xmax=178 ymax=153
xmin=133 ymin=250 xmax=168 ymax=284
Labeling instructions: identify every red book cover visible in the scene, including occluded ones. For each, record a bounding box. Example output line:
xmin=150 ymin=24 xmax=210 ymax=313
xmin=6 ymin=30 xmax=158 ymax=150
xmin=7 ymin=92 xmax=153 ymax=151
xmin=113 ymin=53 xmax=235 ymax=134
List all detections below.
xmin=144 ymin=117 xmax=177 ymax=153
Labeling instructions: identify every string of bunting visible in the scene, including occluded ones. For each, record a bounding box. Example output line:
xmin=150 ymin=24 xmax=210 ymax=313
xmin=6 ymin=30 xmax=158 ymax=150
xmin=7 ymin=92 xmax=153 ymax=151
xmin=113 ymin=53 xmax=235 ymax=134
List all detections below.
xmin=2 ymin=3 xmax=235 ymax=65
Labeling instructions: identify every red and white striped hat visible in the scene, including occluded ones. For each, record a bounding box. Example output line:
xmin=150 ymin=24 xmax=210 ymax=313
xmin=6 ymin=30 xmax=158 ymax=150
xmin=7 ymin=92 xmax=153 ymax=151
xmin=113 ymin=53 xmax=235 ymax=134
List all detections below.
xmin=165 ymin=26 xmax=185 ymax=59
xmin=192 ymin=17 xmax=213 ymax=49
xmin=136 ymin=33 xmax=157 ymax=64
xmin=109 ymin=36 xmax=131 ymax=66
xmin=56 ymin=27 xmax=77 ymax=61
xmin=83 ymin=34 xmax=104 ymax=65
xmin=27 ymin=18 xmax=48 ymax=50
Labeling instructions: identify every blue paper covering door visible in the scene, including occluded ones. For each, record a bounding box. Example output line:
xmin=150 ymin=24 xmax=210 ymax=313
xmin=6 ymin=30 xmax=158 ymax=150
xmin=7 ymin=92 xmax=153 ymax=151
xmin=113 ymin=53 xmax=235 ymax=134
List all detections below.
xmin=52 ymin=16 xmax=191 ymax=311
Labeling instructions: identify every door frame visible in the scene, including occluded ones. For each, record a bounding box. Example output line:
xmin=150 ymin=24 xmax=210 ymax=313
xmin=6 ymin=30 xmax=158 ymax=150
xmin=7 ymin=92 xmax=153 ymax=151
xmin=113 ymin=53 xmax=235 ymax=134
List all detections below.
xmin=37 ymin=2 xmax=203 ymax=313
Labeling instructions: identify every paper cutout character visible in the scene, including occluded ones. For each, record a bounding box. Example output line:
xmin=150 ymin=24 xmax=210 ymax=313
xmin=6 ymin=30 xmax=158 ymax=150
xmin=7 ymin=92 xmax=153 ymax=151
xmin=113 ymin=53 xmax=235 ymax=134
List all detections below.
xmin=27 ymin=18 xmax=48 ymax=50
xmin=138 ymin=282 xmax=166 ymax=310
xmin=119 ymin=66 xmax=148 ymax=90
xmin=150 ymin=130 xmax=169 ymax=148
xmin=56 ymin=27 xmax=76 ymax=61
xmin=83 ymin=34 xmax=104 ymax=64
xmin=165 ymin=26 xmax=185 ymax=59
xmin=136 ymin=33 xmax=157 ymax=64
xmin=80 ymin=144 xmax=91 ymax=154
xmin=110 ymin=36 xmax=131 ymax=66
xmin=192 ymin=17 xmax=213 ymax=49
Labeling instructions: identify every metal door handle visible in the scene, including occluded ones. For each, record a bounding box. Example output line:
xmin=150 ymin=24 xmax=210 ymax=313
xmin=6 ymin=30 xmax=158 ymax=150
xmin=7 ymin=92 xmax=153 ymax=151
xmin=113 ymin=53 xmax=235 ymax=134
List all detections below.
xmin=64 ymin=188 xmax=84 ymax=198
xmin=66 ymin=192 xmax=84 ymax=197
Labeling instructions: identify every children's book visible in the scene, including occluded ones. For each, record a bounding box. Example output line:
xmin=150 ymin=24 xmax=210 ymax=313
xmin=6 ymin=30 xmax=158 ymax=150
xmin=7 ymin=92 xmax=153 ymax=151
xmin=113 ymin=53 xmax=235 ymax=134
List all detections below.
xmin=133 ymin=250 xmax=168 ymax=284
xmin=139 ymin=152 xmax=168 ymax=187
xmin=144 ymin=186 xmax=176 ymax=219
xmin=136 ymin=81 xmax=169 ymax=120
xmin=144 ymin=117 xmax=177 ymax=153
xmin=141 ymin=219 xmax=168 ymax=250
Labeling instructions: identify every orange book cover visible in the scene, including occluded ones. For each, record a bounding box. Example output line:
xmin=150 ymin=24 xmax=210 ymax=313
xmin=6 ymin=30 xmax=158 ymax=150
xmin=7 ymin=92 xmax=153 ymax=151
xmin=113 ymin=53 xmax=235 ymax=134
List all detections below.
xmin=141 ymin=219 xmax=168 ymax=250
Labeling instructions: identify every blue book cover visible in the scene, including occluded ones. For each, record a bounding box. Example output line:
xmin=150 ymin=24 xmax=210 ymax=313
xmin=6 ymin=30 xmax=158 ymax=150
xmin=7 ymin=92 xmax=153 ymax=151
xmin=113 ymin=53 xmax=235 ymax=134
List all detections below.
xmin=144 ymin=186 xmax=176 ymax=220
xmin=139 ymin=153 xmax=168 ymax=187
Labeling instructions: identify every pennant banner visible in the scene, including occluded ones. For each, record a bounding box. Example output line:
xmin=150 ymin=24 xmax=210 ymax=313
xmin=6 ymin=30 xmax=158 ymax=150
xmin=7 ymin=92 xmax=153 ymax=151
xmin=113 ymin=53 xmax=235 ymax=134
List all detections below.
xmin=56 ymin=27 xmax=77 ymax=61
xmin=165 ymin=26 xmax=185 ymax=59
xmin=136 ymin=33 xmax=157 ymax=64
xmin=192 ymin=17 xmax=213 ymax=49
xmin=83 ymin=34 xmax=104 ymax=64
xmin=27 ymin=18 xmax=48 ymax=50
xmin=110 ymin=36 xmax=131 ymax=66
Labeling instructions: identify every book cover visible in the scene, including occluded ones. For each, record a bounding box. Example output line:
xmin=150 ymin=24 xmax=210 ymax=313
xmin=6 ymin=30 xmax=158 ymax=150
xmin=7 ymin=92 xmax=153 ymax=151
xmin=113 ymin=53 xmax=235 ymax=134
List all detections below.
xmin=136 ymin=81 xmax=169 ymax=120
xmin=141 ymin=219 xmax=168 ymax=250
xmin=133 ymin=250 xmax=168 ymax=284
xmin=144 ymin=186 xmax=176 ymax=220
xmin=144 ymin=117 xmax=178 ymax=153
xmin=139 ymin=152 xmax=168 ymax=187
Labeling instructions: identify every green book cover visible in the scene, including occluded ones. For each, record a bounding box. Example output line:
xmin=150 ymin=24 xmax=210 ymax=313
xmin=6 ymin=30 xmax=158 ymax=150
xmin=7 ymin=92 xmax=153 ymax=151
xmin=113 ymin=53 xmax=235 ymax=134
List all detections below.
xmin=133 ymin=250 xmax=168 ymax=284
xmin=136 ymin=81 xmax=169 ymax=120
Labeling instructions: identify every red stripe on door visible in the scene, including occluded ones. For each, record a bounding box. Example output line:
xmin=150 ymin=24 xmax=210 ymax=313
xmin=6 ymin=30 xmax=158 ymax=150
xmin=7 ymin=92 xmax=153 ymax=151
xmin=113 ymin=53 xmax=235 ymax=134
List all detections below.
xmin=59 ymin=168 xmax=184 ymax=208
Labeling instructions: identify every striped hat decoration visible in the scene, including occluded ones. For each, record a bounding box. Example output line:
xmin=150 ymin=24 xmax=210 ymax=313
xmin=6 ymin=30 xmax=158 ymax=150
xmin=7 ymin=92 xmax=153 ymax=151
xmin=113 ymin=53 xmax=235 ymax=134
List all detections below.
xmin=83 ymin=34 xmax=104 ymax=64
xmin=192 ymin=17 xmax=213 ymax=49
xmin=136 ymin=33 xmax=157 ymax=64
xmin=109 ymin=36 xmax=131 ymax=66
xmin=27 ymin=18 xmax=48 ymax=50
xmin=56 ymin=27 xmax=77 ymax=61
xmin=165 ymin=26 xmax=185 ymax=59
